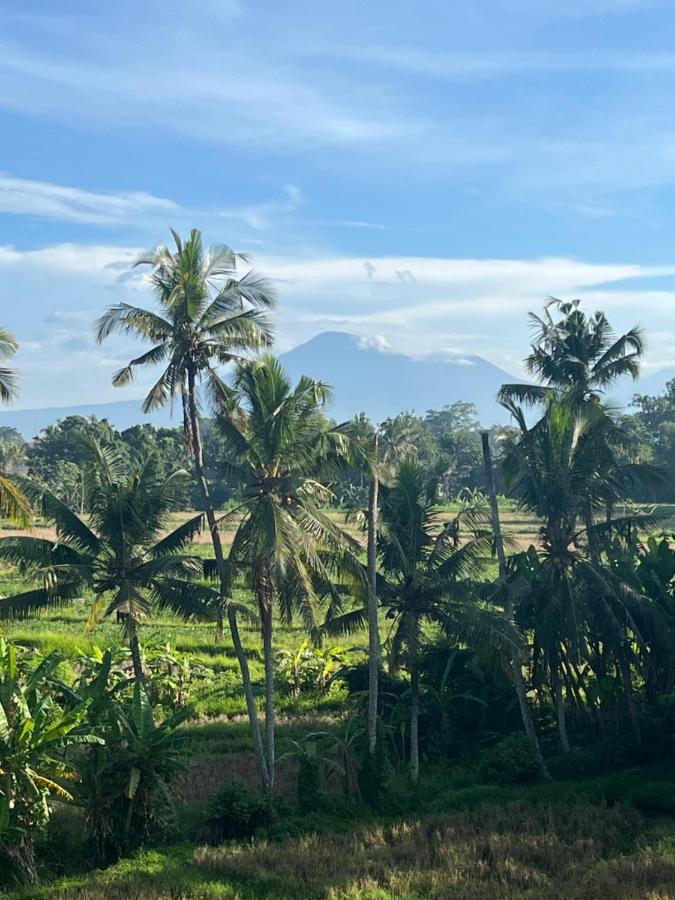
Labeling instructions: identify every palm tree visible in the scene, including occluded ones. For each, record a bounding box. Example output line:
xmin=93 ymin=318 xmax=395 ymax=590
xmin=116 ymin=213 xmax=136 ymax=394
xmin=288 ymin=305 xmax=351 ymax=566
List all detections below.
xmin=501 ymin=394 xmax=658 ymax=748
xmin=0 ymin=328 xmax=29 ymax=527
xmin=96 ymin=229 xmax=276 ymax=772
xmin=218 ymin=356 xmax=361 ymax=800
xmin=480 ymin=431 xmax=550 ymax=779
xmin=0 ymin=327 xmax=18 ymax=405
xmin=499 ymin=298 xmax=644 ymax=409
xmin=0 ymin=441 xmax=204 ymax=682
xmin=377 ymin=460 xmax=491 ymax=782
xmin=366 ymin=432 xmax=381 ymax=757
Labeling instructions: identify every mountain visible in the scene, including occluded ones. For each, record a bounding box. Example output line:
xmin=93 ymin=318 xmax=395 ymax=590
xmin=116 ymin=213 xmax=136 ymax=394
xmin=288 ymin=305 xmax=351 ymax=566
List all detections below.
xmin=278 ymin=332 xmax=518 ymax=425
xmin=2 ymin=332 xmax=672 ymax=438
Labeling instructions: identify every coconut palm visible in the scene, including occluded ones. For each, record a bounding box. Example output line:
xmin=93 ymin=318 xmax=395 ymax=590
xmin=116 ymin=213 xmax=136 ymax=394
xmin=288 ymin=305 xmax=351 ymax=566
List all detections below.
xmin=218 ymin=356 xmax=361 ymax=800
xmin=0 ymin=327 xmax=18 ymax=405
xmin=377 ymin=460 xmax=492 ymax=782
xmin=0 ymin=441 xmax=204 ymax=682
xmin=0 ymin=328 xmax=29 ymax=527
xmin=499 ymin=298 xmax=644 ymax=409
xmin=96 ymin=229 xmax=276 ymax=775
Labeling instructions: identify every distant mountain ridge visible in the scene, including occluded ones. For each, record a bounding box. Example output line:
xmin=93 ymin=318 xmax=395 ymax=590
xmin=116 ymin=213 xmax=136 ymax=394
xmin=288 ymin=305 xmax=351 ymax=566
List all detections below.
xmin=279 ymin=332 xmax=518 ymax=425
xmin=0 ymin=331 xmax=671 ymax=438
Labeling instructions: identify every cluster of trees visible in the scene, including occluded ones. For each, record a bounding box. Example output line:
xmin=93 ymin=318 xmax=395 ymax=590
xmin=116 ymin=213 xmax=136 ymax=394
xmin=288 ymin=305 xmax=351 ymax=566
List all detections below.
xmin=0 ymin=404 xmax=494 ymax=513
xmin=1 ymin=232 xmax=674 ymax=882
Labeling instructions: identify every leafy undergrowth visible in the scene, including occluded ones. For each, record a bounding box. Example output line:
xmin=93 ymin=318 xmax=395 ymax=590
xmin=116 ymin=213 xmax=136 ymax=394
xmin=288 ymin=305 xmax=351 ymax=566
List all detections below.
xmin=11 ymin=800 xmax=675 ymax=899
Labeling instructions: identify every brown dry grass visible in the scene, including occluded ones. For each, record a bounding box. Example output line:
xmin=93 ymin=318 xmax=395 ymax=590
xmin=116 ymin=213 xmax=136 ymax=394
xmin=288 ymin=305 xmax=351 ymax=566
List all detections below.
xmin=20 ymin=801 xmax=675 ymax=899
xmin=193 ymin=802 xmax=675 ymax=899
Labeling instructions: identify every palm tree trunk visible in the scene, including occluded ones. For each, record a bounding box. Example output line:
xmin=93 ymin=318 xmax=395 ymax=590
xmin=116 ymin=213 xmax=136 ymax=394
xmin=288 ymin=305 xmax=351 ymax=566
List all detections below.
xmin=618 ymin=651 xmax=641 ymax=747
xmin=185 ymin=369 xmax=269 ymax=791
xmin=367 ymin=435 xmax=380 ymax=756
xmin=258 ymin=573 xmax=276 ymax=806
xmin=128 ymin=616 xmax=144 ymax=683
xmin=409 ymin=662 xmax=420 ymax=784
xmin=481 ymin=432 xmax=551 ymax=781
xmin=551 ymin=663 xmax=570 ymax=752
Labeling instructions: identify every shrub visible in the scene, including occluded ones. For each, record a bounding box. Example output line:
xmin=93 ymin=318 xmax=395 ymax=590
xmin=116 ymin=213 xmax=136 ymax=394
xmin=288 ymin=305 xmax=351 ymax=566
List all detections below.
xmin=630 ymin=781 xmax=675 ymax=814
xmin=73 ymin=665 xmax=192 ymax=866
xmin=194 ymin=781 xmax=269 ymax=844
xmin=547 ymin=735 xmax=640 ymax=780
xmin=0 ymin=640 xmax=101 ymax=887
xmin=359 ymin=741 xmax=392 ymax=809
xmin=477 ymin=733 xmax=542 ymax=784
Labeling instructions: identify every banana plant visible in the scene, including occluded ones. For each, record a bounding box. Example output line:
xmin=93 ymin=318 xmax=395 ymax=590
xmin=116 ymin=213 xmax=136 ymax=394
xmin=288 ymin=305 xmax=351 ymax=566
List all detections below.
xmin=72 ymin=664 xmax=193 ymax=866
xmin=0 ymin=639 xmax=101 ymax=884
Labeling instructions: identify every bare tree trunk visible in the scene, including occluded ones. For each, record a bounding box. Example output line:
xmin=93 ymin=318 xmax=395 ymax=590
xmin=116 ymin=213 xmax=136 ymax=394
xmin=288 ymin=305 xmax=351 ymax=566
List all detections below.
xmin=481 ymin=431 xmax=551 ymax=781
xmin=409 ymin=662 xmax=420 ymax=784
xmin=128 ymin=616 xmax=145 ymax=684
xmin=186 ymin=369 xmax=269 ymax=791
xmin=367 ymin=434 xmax=380 ymax=756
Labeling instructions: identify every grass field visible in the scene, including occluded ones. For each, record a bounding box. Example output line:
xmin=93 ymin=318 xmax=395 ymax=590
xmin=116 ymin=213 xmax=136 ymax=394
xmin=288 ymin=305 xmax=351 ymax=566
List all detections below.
xmin=14 ymin=777 xmax=675 ymax=898
xmin=2 ymin=503 xmax=675 ymax=898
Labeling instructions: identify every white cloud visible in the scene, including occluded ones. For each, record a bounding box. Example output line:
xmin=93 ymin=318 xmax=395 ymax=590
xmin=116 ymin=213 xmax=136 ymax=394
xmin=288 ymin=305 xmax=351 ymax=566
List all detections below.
xmin=258 ymin=254 xmax=675 ymax=375
xmin=3 ymin=243 xmax=675 ymax=405
xmin=0 ymin=172 xmax=308 ymax=237
xmin=358 ymin=335 xmax=392 ymax=353
xmin=0 ymin=243 xmax=139 ymax=276
xmin=0 ymin=173 xmax=177 ymax=225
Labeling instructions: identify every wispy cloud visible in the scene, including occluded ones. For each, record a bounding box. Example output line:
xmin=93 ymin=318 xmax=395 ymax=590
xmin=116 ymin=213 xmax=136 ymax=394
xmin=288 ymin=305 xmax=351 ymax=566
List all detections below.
xmin=0 ymin=173 xmax=177 ymax=225
xmin=217 ymin=185 xmax=304 ymax=230
xmin=337 ymin=47 xmax=675 ymax=79
xmin=0 ymin=27 xmax=404 ymax=152
xmin=337 ymin=220 xmax=389 ymax=230
xmin=0 ymin=173 xmax=309 ymax=240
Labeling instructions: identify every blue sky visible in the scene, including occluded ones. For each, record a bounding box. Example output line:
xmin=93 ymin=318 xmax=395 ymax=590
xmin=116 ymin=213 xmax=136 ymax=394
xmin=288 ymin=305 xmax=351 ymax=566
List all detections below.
xmin=1 ymin=0 xmax=675 ymax=407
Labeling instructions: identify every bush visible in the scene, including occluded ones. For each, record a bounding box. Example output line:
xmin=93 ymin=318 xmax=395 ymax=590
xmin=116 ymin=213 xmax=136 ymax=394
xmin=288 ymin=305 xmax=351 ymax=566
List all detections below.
xmin=630 ymin=781 xmax=675 ymax=815
xmin=477 ymin=733 xmax=542 ymax=784
xmin=359 ymin=741 xmax=392 ymax=809
xmin=194 ymin=781 xmax=269 ymax=844
xmin=548 ymin=735 xmax=640 ymax=780
xmin=297 ymin=755 xmax=322 ymax=813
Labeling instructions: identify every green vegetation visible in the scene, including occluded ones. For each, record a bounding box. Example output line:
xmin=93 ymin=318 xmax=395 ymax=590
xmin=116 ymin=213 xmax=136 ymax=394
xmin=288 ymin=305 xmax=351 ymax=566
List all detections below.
xmin=1 ymin=236 xmax=675 ymax=897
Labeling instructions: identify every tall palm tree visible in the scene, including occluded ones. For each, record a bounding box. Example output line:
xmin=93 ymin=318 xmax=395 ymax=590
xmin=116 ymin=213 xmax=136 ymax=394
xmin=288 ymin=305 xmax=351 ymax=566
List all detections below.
xmin=0 ymin=328 xmax=29 ymax=527
xmin=499 ymin=298 xmax=644 ymax=408
xmin=366 ymin=432 xmax=380 ymax=757
xmin=96 ymin=230 xmax=276 ymax=769
xmin=0 ymin=441 xmax=204 ymax=682
xmin=218 ymin=356 xmax=361 ymax=800
xmin=377 ymin=460 xmax=491 ymax=783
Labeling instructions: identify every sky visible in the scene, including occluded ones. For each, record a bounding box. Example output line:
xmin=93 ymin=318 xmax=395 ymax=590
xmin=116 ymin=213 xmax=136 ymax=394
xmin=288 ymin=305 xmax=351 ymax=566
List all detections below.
xmin=1 ymin=0 xmax=675 ymax=408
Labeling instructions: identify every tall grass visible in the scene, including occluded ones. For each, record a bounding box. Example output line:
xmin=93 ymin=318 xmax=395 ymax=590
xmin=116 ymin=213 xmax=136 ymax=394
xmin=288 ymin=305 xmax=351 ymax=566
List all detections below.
xmin=14 ymin=801 xmax=675 ymax=899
